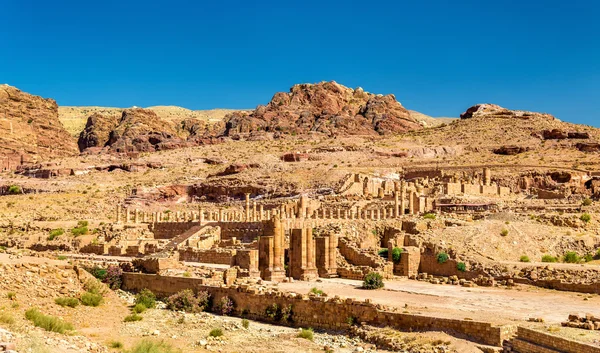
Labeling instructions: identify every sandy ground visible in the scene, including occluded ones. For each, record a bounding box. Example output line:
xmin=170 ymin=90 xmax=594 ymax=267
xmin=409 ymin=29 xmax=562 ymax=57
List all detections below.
xmin=279 ymin=277 xmax=600 ymax=324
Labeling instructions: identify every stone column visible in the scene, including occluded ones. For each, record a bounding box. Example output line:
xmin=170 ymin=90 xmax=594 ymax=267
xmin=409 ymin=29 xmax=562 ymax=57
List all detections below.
xmin=328 ymin=233 xmax=337 ymax=276
xmin=400 ymin=182 xmax=406 ymax=216
xmin=408 ymin=191 xmax=415 ymax=215
xmin=134 ymin=209 xmax=139 ymax=223
xmin=199 ymin=208 xmax=204 ymax=224
xmin=394 ymin=191 xmax=399 ymax=217
xmin=484 ymin=168 xmax=492 ymax=186
xmin=245 ymin=193 xmax=251 ymax=221
xmin=306 ymin=227 xmax=316 ymax=272
xmin=252 ymin=201 xmax=257 ymax=221
xmin=259 ymin=205 xmax=264 ymax=221
xmin=116 ymin=206 xmax=121 ymax=223
xmin=126 ymin=208 xmax=131 ymax=223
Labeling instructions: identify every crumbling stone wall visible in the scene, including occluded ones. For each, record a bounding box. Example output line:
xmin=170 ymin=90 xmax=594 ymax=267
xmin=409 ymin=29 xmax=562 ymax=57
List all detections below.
xmin=512 ymin=326 xmax=600 ymax=353
xmin=122 ymin=272 xmax=512 ymax=347
xmin=178 ymin=248 xmax=236 ymax=265
xmin=150 ymin=222 xmax=198 ymax=239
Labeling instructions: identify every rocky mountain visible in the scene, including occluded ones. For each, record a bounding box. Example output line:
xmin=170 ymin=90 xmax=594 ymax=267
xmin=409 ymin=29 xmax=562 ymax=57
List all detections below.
xmin=223 ymin=81 xmax=423 ymax=137
xmin=78 ymin=108 xmax=224 ymax=153
xmin=0 ymin=85 xmax=78 ymax=169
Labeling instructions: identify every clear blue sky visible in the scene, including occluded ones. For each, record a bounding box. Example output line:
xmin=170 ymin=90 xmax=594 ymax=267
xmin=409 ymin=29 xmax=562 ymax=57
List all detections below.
xmin=1 ymin=0 xmax=598 ymax=126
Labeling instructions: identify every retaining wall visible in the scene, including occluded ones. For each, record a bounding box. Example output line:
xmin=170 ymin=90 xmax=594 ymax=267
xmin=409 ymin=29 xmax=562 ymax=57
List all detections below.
xmin=122 ymin=272 xmax=511 ymax=346
xmin=512 ymin=327 xmax=600 ymax=353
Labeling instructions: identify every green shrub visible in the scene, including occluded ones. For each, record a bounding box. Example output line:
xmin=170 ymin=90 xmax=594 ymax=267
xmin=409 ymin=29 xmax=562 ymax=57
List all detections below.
xmin=541 ymin=254 xmax=558 ymax=263
xmin=346 ymin=316 xmax=356 ymax=326
xmin=436 ymin=252 xmax=449 ymax=264
xmin=81 ymin=292 xmax=103 ymax=307
xmin=241 ymin=319 xmax=249 ymax=329
xmin=297 ymin=328 xmax=314 ymax=341
xmin=71 ymin=226 xmax=88 ymax=237
xmin=57 ymin=255 xmax=67 ymax=261
xmin=581 ymin=213 xmax=592 ymax=223
xmin=83 ymin=278 xmax=107 ymax=296
xmin=583 ymin=198 xmax=593 ymax=206
xmin=6 ymin=292 xmax=16 ymax=300
xmin=0 ymin=312 xmax=15 ymax=325
xmin=392 ymin=247 xmax=402 ymax=263
xmin=209 ymin=328 xmax=223 ymax=337
xmin=109 ymin=341 xmax=124 ymax=349
xmin=7 ymin=185 xmax=21 ymax=194
xmin=265 ymin=303 xmax=279 ymax=320
xmin=564 ymin=251 xmax=580 ymax=264
xmin=135 ymin=289 xmax=157 ymax=309
xmin=55 ymin=297 xmax=79 ymax=308
xmin=456 ymin=262 xmax=466 ymax=272
xmin=423 ymin=213 xmax=436 ymax=220
xmin=133 ymin=303 xmax=147 ymax=314
xmin=126 ymin=340 xmax=179 ymax=353
xmin=25 ymin=308 xmax=74 ymax=334
xmin=124 ymin=314 xmax=143 ymax=322
xmin=216 ymin=296 xmax=234 ymax=315
xmin=182 ymin=271 xmax=191 ymax=278
xmin=47 ymin=228 xmax=64 ymax=241
xmin=165 ymin=289 xmax=210 ymax=313
xmin=363 ymin=272 xmax=384 ymax=290
xmin=519 ymin=255 xmax=530 ymax=263
xmin=78 ymin=220 xmax=89 ymax=227
xmin=500 ymin=229 xmax=509 ymax=236
xmin=595 ymin=248 xmax=600 ymax=259
xmin=378 ymin=248 xmax=388 ymax=258
xmin=584 ymin=253 xmax=594 ymax=262
xmin=309 ymin=287 xmax=324 ymax=296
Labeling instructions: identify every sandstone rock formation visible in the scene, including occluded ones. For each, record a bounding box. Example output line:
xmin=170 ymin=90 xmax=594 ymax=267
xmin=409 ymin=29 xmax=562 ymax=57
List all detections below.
xmin=0 ymin=85 xmax=78 ymax=169
xmin=460 ymin=103 xmax=557 ymax=121
xmin=223 ymin=81 xmax=422 ymax=137
xmin=78 ymin=112 xmax=119 ymax=151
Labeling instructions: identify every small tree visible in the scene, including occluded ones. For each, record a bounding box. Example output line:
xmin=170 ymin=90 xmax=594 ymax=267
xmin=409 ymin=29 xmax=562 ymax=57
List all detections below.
xmin=456 ymin=262 xmax=466 ymax=272
xmin=363 ymin=272 xmax=384 ymax=290
xmin=564 ymin=251 xmax=580 ymax=263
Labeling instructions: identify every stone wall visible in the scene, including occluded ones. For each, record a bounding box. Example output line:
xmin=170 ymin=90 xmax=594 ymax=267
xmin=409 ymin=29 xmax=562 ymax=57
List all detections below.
xmin=122 ymin=272 xmax=511 ymax=347
xmin=220 ymin=222 xmax=264 ymax=242
xmin=178 ymin=248 xmax=236 ymax=265
xmin=512 ymin=327 xmax=600 ymax=353
xmin=149 ymin=222 xmax=198 ymax=239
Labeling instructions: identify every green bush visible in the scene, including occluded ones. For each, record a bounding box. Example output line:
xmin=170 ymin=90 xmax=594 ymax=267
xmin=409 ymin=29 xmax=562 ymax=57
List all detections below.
xmin=6 ymin=292 xmax=16 ymax=300
xmin=437 ymin=252 xmax=449 ymax=264
xmin=47 ymin=228 xmax=64 ymax=241
xmin=500 ymin=229 xmax=509 ymax=236
xmin=133 ymin=303 xmax=147 ymax=314
xmin=584 ymin=253 xmax=594 ymax=262
xmin=581 ymin=213 xmax=592 ymax=223
xmin=165 ymin=289 xmax=210 ymax=313
xmin=309 ymin=287 xmax=324 ymax=296
xmin=423 ymin=213 xmax=436 ymax=220
xmin=456 ymin=262 xmax=466 ymax=272
xmin=363 ymin=272 xmax=384 ymax=290
xmin=519 ymin=255 xmax=530 ymax=263
xmin=391 ymin=247 xmax=402 ymax=263
xmin=541 ymin=254 xmax=558 ymax=263
xmin=595 ymin=249 xmax=600 ymax=259
xmin=81 ymin=292 xmax=103 ymax=307
xmin=297 ymin=328 xmax=314 ymax=341
xmin=124 ymin=314 xmax=143 ymax=322
xmin=241 ymin=319 xmax=249 ymax=329
xmin=25 ymin=308 xmax=74 ymax=334
xmin=564 ymin=251 xmax=580 ymax=263
xmin=71 ymin=226 xmax=88 ymax=237
xmin=583 ymin=198 xmax=593 ymax=206
xmin=378 ymin=248 xmax=388 ymax=258
xmin=126 ymin=340 xmax=180 ymax=353
xmin=135 ymin=289 xmax=157 ymax=309
xmin=109 ymin=341 xmax=124 ymax=349
xmin=55 ymin=297 xmax=79 ymax=308
xmin=216 ymin=296 xmax=234 ymax=316
xmin=209 ymin=328 xmax=223 ymax=337
xmin=0 ymin=312 xmax=15 ymax=325
xmin=7 ymin=185 xmax=21 ymax=194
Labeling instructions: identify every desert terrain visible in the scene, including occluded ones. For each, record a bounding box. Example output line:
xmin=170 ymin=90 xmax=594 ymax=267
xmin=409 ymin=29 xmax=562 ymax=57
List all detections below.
xmin=1 ymin=81 xmax=600 ymax=353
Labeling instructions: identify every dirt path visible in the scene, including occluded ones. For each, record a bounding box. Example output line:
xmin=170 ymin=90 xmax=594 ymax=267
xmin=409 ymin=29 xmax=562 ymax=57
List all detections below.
xmin=279 ymin=278 xmax=600 ymax=324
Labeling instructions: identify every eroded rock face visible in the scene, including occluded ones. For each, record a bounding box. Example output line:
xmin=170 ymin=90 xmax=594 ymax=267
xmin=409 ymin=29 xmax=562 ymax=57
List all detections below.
xmin=576 ymin=142 xmax=600 ymax=153
xmin=78 ymin=112 xmax=119 ymax=150
xmin=460 ymin=103 xmax=556 ymax=121
xmin=0 ymin=85 xmax=78 ymax=168
xmin=223 ymin=81 xmax=422 ymax=137
xmin=493 ymin=146 xmax=529 ymax=155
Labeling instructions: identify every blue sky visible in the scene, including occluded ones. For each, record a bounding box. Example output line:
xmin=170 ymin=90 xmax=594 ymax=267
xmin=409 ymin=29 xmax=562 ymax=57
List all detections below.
xmin=1 ymin=0 xmax=598 ymax=126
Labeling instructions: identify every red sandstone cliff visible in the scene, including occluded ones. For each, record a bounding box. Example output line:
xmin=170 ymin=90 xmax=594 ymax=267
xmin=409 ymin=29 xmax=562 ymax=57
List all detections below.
xmin=0 ymin=85 xmax=78 ymax=169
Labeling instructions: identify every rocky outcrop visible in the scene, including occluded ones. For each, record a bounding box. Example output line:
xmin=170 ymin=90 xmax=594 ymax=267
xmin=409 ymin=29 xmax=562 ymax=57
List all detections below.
xmin=78 ymin=112 xmax=119 ymax=150
xmin=493 ymin=146 xmax=529 ymax=155
xmin=542 ymin=129 xmax=590 ymax=140
xmin=460 ymin=103 xmax=556 ymax=121
xmin=576 ymin=142 xmax=600 ymax=152
xmin=78 ymin=108 xmax=225 ymax=153
xmin=0 ymin=85 xmax=78 ymax=169
xmin=223 ymin=81 xmax=422 ymax=137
